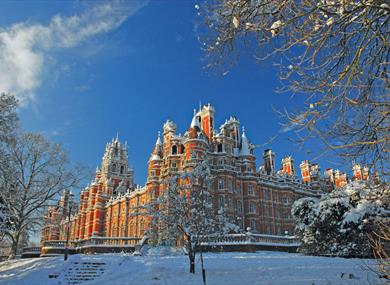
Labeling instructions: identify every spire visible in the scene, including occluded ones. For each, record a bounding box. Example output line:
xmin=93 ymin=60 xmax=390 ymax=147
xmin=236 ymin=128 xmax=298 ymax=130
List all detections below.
xmin=115 ymin=131 xmax=119 ymax=142
xmin=150 ymin=131 xmax=163 ymax=161
xmin=240 ymin=126 xmax=251 ymax=156
xmin=155 ymin=131 xmax=162 ymax=146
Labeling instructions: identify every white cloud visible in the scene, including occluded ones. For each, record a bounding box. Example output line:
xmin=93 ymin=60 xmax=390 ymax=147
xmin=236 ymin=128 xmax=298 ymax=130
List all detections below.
xmin=0 ymin=0 xmax=149 ymax=106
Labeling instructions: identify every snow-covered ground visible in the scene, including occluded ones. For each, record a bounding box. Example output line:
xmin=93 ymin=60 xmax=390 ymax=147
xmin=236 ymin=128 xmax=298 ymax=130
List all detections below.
xmin=0 ymin=249 xmax=383 ymax=285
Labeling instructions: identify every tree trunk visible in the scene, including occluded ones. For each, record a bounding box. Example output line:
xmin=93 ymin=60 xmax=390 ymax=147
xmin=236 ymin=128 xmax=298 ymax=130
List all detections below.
xmin=188 ymin=242 xmax=195 ymax=274
xmin=9 ymin=232 xmax=20 ymax=259
xmin=189 ymin=252 xmax=195 ymax=274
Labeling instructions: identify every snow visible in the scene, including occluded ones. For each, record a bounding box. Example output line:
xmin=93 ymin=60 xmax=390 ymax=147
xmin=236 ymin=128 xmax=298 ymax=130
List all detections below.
xmin=0 ymin=250 xmax=383 ymax=285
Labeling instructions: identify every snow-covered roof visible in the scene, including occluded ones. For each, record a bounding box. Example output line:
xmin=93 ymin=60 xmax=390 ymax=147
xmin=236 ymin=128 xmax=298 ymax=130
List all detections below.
xmin=190 ymin=110 xmax=201 ymax=129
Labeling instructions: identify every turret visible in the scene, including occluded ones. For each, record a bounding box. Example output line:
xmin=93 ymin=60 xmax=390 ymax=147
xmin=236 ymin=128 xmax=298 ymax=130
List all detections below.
xmin=362 ymin=166 xmax=369 ymax=180
xmin=334 ymin=170 xmax=347 ymax=188
xmin=282 ymin=156 xmax=294 ymax=176
xmin=190 ymin=110 xmax=201 ymax=131
xmin=324 ymin=168 xmax=335 ymax=184
xmin=352 ymin=163 xmax=362 ymax=181
xmin=147 ymin=132 xmax=163 ymax=183
xmin=200 ymin=103 xmax=215 ymax=141
xmin=300 ymin=160 xmax=311 ymax=183
xmin=150 ymin=131 xmax=163 ymax=161
xmin=163 ymin=120 xmax=176 ymax=158
xmin=263 ymin=149 xmax=276 ymax=175
xmin=100 ymin=135 xmax=134 ymax=195
xmin=239 ymin=127 xmax=252 ymax=156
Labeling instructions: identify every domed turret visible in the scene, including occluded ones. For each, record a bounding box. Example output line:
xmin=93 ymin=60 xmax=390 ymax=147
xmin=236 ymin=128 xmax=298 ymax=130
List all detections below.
xmin=190 ymin=109 xmax=201 ymax=130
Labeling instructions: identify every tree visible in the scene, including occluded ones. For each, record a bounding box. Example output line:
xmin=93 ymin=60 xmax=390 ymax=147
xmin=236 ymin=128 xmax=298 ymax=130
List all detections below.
xmin=155 ymin=160 xmax=236 ymax=274
xmin=0 ymin=93 xmax=18 ymax=246
xmin=370 ymin=217 xmax=390 ymax=281
xmin=202 ymin=0 xmax=389 ymax=176
xmin=0 ymin=93 xmax=18 ymax=139
xmin=0 ymin=133 xmax=84 ymax=258
xmin=291 ymin=180 xmax=387 ymax=257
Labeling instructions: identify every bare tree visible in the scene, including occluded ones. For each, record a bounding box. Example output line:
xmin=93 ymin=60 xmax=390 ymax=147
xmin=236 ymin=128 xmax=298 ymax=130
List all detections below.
xmin=0 ymin=93 xmax=18 ymax=139
xmin=370 ymin=217 xmax=390 ymax=281
xmin=0 ymin=133 xmax=84 ymax=258
xmin=201 ymin=0 xmax=389 ymax=175
xmin=0 ymin=93 xmax=18 ymax=246
xmin=156 ymin=160 xmax=235 ymax=274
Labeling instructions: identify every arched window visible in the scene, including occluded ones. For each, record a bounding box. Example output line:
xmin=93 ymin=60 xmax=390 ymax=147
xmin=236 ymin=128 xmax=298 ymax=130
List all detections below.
xmin=217 ymin=143 xmax=223 ymax=153
xmin=120 ymin=165 xmax=124 ymax=174
xmin=171 ymin=145 xmax=178 ymax=155
xmin=112 ymin=163 xmax=117 ymax=172
xmin=181 ymin=145 xmax=185 ymax=154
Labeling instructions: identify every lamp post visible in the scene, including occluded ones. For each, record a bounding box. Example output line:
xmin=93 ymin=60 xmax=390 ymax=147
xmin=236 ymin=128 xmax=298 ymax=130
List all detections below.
xmin=64 ymin=192 xmax=74 ymax=261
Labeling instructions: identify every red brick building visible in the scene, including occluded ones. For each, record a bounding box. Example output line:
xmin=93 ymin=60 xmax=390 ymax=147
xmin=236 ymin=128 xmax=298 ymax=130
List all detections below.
xmin=41 ymin=104 xmax=369 ymax=244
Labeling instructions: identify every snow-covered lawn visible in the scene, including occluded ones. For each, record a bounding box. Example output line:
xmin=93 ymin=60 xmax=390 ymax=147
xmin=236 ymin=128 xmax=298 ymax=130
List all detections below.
xmin=0 ymin=249 xmax=383 ymax=285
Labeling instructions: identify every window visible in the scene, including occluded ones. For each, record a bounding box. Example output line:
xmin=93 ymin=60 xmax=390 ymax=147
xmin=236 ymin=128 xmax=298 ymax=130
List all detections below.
xmin=265 ymin=207 xmax=270 ymax=217
xmin=248 ymin=184 xmax=254 ymax=195
xmin=250 ymin=220 xmax=256 ymax=231
xmin=249 ymin=201 xmax=256 ymax=213
xmin=237 ymin=201 xmax=243 ymax=213
xmin=112 ymin=163 xmax=117 ymax=172
xmin=263 ymin=190 xmax=268 ymax=200
xmin=217 ymin=143 xmax=223 ymax=152
xmin=228 ymin=198 xmax=233 ymax=209
xmin=150 ymin=171 xmax=155 ymax=177
xmin=227 ymin=178 xmax=233 ymax=192
xmin=190 ymin=151 xmax=197 ymax=159
xmin=218 ymin=179 xmax=224 ymax=190
xmin=283 ymin=196 xmax=289 ymax=204
xmin=171 ymin=145 xmax=178 ymax=155
xmin=218 ymin=159 xmax=224 ymax=165
xmin=172 ymin=162 xmax=177 ymax=168
xmin=120 ymin=165 xmax=124 ymax=174
xmin=226 ymin=145 xmax=231 ymax=154
xmin=236 ymin=182 xmax=242 ymax=193
xmin=218 ymin=196 xmax=225 ymax=209
xmin=129 ymin=222 xmax=134 ymax=236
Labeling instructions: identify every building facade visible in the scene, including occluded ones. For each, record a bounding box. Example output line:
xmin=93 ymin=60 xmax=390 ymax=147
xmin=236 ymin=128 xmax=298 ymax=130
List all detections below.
xmin=41 ymin=104 xmax=369 ymax=243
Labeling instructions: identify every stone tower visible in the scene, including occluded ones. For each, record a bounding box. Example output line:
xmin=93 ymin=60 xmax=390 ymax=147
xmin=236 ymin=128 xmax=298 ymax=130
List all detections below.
xmin=100 ymin=135 xmax=134 ymax=196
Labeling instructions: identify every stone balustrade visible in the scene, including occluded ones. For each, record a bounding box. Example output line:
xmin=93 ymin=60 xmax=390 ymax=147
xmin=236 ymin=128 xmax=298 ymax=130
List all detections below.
xmin=201 ymin=233 xmax=300 ymax=246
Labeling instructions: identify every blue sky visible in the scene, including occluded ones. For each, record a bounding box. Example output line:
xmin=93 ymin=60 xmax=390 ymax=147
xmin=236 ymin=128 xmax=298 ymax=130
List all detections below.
xmin=0 ymin=0 xmax=344 ymax=187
